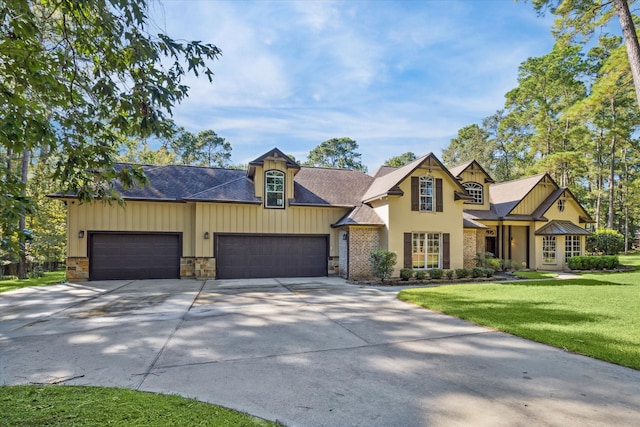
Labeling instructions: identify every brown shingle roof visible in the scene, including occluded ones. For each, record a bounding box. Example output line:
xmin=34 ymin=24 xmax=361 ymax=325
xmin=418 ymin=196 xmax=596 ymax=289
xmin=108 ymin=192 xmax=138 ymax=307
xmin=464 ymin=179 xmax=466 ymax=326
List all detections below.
xmin=489 ymin=173 xmax=548 ymax=218
xmin=332 ymin=204 xmax=384 ymax=227
xmin=290 ymin=167 xmax=374 ymax=207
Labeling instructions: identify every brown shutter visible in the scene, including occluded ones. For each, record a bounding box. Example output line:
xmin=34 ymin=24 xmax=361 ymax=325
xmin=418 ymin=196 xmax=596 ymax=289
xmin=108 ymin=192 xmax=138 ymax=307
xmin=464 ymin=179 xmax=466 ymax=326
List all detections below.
xmin=436 ymin=178 xmax=443 ymax=212
xmin=411 ymin=177 xmax=419 ymax=211
xmin=404 ymin=232 xmax=412 ymax=268
xmin=442 ymin=233 xmax=450 ymax=269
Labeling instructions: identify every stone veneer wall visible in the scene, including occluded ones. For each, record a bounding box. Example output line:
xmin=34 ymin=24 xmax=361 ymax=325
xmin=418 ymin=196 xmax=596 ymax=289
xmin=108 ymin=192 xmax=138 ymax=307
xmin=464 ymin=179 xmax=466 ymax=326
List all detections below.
xmin=180 ymin=257 xmax=215 ymax=278
xmin=66 ymin=257 xmax=89 ymax=281
xmin=347 ymin=227 xmax=380 ymax=279
xmin=463 ymin=230 xmax=477 ymax=269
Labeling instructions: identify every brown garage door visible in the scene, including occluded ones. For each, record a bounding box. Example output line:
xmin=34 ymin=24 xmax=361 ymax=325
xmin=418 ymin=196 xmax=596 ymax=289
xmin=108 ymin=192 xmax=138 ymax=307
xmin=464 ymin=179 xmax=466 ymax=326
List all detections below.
xmin=216 ymin=234 xmax=328 ymax=279
xmin=90 ymin=233 xmax=180 ymax=280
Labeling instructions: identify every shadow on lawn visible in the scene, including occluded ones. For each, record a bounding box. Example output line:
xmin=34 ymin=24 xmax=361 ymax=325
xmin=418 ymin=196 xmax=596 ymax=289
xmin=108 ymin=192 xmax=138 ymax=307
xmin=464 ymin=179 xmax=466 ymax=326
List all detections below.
xmin=502 ymin=278 xmax=633 ymax=286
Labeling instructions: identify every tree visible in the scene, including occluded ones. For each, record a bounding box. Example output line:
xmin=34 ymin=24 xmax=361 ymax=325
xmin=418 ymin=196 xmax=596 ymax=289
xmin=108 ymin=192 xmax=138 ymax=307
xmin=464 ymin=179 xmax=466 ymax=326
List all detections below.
xmin=119 ymin=139 xmax=177 ymax=166
xmin=385 ymin=152 xmax=417 ymax=167
xmin=167 ymin=128 xmax=232 ymax=167
xmin=532 ymin=0 xmax=640 ymax=110
xmin=306 ymin=137 xmax=367 ymax=172
xmin=1 ymin=0 xmax=220 ymax=272
xmin=442 ymin=124 xmax=496 ymax=169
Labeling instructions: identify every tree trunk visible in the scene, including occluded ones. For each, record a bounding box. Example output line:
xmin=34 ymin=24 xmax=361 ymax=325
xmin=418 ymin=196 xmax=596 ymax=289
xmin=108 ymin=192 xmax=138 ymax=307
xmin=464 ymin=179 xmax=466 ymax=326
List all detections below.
xmin=607 ymin=97 xmax=617 ymax=230
xmin=17 ymin=150 xmax=30 ymax=279
xmin=614 ymin=0 xmax=640 ymax=109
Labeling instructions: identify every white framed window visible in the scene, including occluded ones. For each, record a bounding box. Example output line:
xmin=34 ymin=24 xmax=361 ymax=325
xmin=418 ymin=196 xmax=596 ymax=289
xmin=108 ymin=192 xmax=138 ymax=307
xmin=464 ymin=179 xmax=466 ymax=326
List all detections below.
xmin=265 ymin=170 xmax=285 ymax=208
xmin=557 ymin=199 xmax=565 ymax=212
xmin=565 ymin=235 xmax=581 ymax=262
xmin=543 ymin=236 xmax=556 ymax=264
xmin=412 ymin=232 xmax=441 ymax=269
xmin=419 ymin=176 xmax=434 ymax=212
xmin=463 ymin=182 xmax=483 ymax=204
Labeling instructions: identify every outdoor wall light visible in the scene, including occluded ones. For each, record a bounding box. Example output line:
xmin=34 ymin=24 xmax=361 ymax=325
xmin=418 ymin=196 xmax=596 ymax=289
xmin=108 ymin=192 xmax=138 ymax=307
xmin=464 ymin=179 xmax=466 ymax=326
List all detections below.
xmin=78 ymin=230 xmax=85 ymax=238
xmin=204 ymin=231 xmax=210 ymax=239
xmin=342 ymin=233 xmax=348 ymax=240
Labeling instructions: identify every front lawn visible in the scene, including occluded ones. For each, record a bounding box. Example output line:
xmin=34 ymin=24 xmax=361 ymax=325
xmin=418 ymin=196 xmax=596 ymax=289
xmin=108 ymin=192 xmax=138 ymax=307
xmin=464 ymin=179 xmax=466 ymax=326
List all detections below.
xmin=0 ymin=271 xmax=67 ymax=293
xmin=513 ymin=271 xmax=558 ymax=279
xmin=399 ymin=263 xmax=640 ymax=370
xmin=0 ymin=385 xmax=276 ymax=427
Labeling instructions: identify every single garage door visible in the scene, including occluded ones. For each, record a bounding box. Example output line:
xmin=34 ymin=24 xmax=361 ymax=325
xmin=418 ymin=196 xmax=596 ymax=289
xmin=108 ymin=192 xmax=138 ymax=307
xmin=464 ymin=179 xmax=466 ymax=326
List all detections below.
xmin=216 ymin=234 xmax=328 ymax=279
xmin=90 ymin=233 xmax=180 ymax=280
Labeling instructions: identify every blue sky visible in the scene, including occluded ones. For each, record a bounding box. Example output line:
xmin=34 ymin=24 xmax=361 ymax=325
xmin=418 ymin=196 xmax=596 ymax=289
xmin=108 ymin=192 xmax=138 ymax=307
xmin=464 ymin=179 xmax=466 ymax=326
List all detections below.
xmin=152 ymin=0 xmax=555 ymax=170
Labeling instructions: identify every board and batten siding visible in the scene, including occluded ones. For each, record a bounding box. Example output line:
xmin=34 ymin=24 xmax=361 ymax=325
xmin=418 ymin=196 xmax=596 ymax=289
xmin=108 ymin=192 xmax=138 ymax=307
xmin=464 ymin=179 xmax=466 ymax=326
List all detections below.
xmin=195 ymin=203 xmax=348 ymax=258
xmin=66 ymin=200 xmax=195 ymax=258
xmin=511 ymin=178 xmax=556 ymax=215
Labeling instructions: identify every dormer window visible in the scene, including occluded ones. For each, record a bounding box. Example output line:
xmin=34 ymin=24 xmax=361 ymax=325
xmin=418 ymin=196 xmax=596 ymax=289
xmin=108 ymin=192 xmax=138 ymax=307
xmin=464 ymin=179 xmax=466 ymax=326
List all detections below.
xmin=265 ymin=170 xmax=285 ymax=208
xmin=463 ymin=182 xmax=483 ymax=204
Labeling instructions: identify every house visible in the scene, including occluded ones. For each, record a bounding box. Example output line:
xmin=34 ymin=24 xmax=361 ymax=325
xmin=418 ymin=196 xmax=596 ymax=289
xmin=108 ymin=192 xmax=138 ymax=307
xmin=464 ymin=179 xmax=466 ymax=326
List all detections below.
xmin=52 ymin=148 xmax=592 ymax=281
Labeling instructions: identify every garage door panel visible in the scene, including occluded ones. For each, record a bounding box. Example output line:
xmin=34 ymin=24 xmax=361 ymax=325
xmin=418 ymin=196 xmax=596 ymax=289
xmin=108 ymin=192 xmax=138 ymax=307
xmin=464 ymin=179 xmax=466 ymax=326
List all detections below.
xmin=90 ymin=233 xmax=180 ymax=280
xmin=216 ymin=234 xmax=328 ymax=279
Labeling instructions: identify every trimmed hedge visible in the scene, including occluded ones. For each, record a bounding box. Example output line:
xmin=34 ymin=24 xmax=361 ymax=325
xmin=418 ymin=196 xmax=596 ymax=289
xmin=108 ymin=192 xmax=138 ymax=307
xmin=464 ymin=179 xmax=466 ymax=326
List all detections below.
xmin=567 ymin=255 xmax=619 ymax=270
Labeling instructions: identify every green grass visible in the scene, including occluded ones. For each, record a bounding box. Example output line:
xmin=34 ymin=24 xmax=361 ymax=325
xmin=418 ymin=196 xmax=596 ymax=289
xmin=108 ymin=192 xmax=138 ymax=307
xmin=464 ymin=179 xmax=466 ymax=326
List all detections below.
xmin=399 ymin=258 xmax=640 ymax=370
xmin=513 ymin=271 xmax=558 ymax=279
xmin=0 ymin=385 xmax=276 ymax=427
xmin=0 ymin=271 xmax=67 ymax=293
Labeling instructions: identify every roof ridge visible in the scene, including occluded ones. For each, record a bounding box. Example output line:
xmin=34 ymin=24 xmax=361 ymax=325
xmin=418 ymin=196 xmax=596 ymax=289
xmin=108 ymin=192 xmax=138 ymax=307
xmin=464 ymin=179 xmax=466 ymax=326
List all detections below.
xmin=186 ymin=175 xmax=248 ymax=198
xmin=491 ymin=172 xmax=547 ymax=187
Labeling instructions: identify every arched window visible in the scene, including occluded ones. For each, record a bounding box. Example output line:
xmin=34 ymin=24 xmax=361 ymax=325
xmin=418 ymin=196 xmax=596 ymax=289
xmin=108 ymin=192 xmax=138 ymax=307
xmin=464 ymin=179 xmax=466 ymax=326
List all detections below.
xmin=463 ymin=182 xmax=483 ymax=205
xmin=265 ymin=170 xmax=285 ymax=208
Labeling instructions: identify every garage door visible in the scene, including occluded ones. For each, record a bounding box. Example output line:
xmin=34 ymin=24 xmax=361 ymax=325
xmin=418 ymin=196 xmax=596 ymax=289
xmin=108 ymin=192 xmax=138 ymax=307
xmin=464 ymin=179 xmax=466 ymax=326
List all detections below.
xmin=90 ymin=233 xmax=180 ymax=280
xmin=216 ymin=234 xmax=328 ymax=279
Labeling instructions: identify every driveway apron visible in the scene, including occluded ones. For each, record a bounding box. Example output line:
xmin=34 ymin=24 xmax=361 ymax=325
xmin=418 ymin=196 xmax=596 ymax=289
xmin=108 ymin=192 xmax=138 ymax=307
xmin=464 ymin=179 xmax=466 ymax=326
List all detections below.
xmin=1 ymin=277 xmax=639 ymax=427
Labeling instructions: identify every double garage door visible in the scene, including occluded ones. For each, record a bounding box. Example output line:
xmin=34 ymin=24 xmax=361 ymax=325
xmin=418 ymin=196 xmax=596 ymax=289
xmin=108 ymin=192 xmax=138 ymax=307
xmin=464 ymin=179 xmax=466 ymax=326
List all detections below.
xmin=90 ymin=233 xmax=181 ymax=280
xmin=216 ymin=234 xmax=328 ymax=279
xmin=89 ymin=232 xmax=328 ymax=280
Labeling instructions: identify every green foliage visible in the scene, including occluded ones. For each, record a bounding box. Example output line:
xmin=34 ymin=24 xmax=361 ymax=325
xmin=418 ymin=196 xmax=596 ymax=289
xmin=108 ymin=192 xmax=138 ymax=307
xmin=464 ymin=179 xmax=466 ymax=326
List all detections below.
xmin=0 ymin=385 xmax=277 ymax=426
xmin=471 ymin=267 xmax=485 ymax=278
xmin=400 ymin=268 xmax=414 ymax=280
xmin=474 ymin=252 xmax=502 ymax=271
xmin=567 ymin=255 xmax=619 ymax=270
xmin=369 ymin=251 xmax=397 ymax=280
xmin=442 ymin=124 xmax=496 ymax=170
xmin=414 ymin=270 xmax=427 ymax=280
xmin=483 ymin=268 xmax=495 ymax=278
xmin=428 ymin=268 xmax=444 ymax=279
xmin=306 ymin=137 xmax=367 ymax=172
xmin=587 ymin=229 xmax=624 ymax=255
xmin=445 ymin=269 xmax=454 ymax=280
xmin=385 ymin=152 xmax=417 ymax=167
xmin=166 ymin=128 xmax=232 ymax=167
xmin=455 ymin=268 xmax=469 ymax=279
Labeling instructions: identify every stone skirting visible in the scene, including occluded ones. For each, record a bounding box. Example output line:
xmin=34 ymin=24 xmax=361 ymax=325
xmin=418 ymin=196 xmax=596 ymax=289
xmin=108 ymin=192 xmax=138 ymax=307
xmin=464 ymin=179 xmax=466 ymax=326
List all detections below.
xmin=180 ymin=257 xmax=216 ymax=278
xmin=66 ymin=257 xmax=89 ymax=281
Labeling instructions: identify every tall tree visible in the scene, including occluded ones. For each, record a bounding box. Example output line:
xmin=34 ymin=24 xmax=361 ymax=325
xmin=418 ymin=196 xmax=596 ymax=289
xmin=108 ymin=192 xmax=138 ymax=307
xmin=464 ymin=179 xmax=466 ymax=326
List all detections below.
xmin=167 ymin=128 xmax=232 ymax=167
xmin=1 ymin=0 xmax=220 ymax=264
xmin=442 ymin=124 xmax=496 ymax=170
xmin=385 ymin=152 xmax=417 ymax=167
xmin=306 ymin=137 xmax=367 ymax=172
xmin=532 ymin=0 xmax=640 ymax=109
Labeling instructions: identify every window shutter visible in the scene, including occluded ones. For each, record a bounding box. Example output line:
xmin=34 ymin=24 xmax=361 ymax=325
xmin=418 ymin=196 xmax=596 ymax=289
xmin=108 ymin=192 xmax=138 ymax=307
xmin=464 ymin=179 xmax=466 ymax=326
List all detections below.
xmin=404 ymin=233 xmax=412 ymax=268
xmin=411 ymin=177 xmax=419 ymax=211
xmin=436 ymin=178 xmax=443 ymax=212
xmin=442 ymin=233 xmax=450 ymax=269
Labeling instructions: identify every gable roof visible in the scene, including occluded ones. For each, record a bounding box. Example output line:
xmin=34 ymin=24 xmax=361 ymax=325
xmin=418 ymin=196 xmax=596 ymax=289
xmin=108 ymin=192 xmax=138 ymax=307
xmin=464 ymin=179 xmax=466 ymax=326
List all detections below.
xmin=332 ymin=204 xmax=385 ymax=227
xmin=290 ymin=167 xmax=374 ymax=207
xmin=449 ymin=160 xmax=495 ymax=183
xmin=489 ymin=173 xmax=549 ymax=218
xmin=247 ymin=147 xmax=300 ymax=179
xmin=531 ymin=187 xmax=594 ymax=223
xmin=535 ymin=220 xmax=591 ymax=236
xmin=361 ymin=153 xmax=469 ymax=203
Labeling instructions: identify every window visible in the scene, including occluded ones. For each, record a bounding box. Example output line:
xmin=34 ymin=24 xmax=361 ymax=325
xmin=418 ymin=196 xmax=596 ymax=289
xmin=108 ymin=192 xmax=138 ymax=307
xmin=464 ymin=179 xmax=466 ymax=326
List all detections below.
xmin=265 ymin=170 xmax=285 ymax=208
xmin=463 ymin=182 xmax=483 ymax=204
xmin=565 ymin=235 xmax=581 ymax=262
xmin=412 ymin=232 xmax=441 ymax=269
xmin=543 ymin=236 xmax=556 ymax=264
xmin=419 ymin=176 xmax=434 ymax=212
xmin=557 ymin=199 xmax=565 ymax=212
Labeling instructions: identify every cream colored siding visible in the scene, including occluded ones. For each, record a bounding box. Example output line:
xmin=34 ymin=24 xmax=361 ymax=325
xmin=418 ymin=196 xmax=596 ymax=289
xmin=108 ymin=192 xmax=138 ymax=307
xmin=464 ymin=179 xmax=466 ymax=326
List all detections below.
xmin=512 ymin=180 xmax=556 ymax=215
xmin=458 ymin=170 xmax=490 ymax=210
xmin=66 ymin=200 xmax=195 ymax=258
xmin=196 ymin=203 xmax=348 ymax=258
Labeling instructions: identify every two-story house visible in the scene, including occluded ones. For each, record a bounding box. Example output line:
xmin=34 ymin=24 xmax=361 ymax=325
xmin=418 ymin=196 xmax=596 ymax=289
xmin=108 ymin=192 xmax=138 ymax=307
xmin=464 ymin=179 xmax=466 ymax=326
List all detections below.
xmin=53 ymin=148 xmax=591 ymax=281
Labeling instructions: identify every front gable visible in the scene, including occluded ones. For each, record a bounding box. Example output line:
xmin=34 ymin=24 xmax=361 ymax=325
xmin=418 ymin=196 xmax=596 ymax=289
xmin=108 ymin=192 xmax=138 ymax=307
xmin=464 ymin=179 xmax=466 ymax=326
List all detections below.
xmin=247 ymin=148 xmax=300 ymax=206
xmin=450 ymin=160 xmax=494 ymax=211
xmin=511 ymin=174 xmax=558 ymax=216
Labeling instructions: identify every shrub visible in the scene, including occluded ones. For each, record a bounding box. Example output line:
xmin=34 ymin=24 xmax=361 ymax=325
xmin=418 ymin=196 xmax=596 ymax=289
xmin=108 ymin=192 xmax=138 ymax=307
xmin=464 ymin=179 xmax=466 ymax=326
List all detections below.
xmin=445 ymin=269 xmax=454 ymax=280
xmin=429 ymin=269 xmax=444 ymax=279
xmin=474 ymin=252 xmax=502 ymax=270
xmin=28 ymin=268 xmax=45 ymax=279
xmin=471 ymin=267 xmax=485 ymax=278
xmin=414 ymin=270 xmax=427 ymax=280
xmin=483 ymin=268 xmax=495 ymax=278
xmin=400 ymin=268 xmax=414 ymax=280
xmin=587 ymin=229 xmax=624 ymax=255
xmin=567 ymin=255 xmax=619 ymax=270
xmin=455 ymin=268 xmax=469 ymax=278
xmin=369 ymin=251 xmax=397 ymax=280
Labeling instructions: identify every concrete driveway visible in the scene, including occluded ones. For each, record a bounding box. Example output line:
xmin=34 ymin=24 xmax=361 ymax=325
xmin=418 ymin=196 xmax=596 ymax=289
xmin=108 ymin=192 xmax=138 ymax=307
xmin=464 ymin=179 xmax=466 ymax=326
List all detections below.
xmin=1 ymin=277 xmax=639 ymax=426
